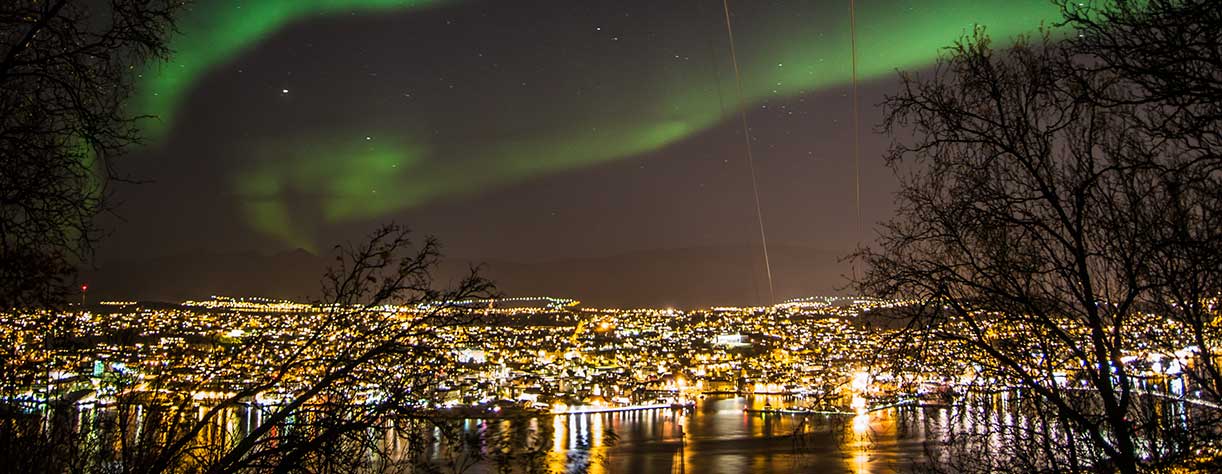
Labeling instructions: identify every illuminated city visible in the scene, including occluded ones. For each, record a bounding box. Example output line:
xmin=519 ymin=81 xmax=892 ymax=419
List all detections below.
xmin=2 ymin=0 xmax=1220 ymax=472
xmin=3 ymin=293 xmax=1217 ymax=471
xmin=6 ymin=296 xmax=910 ymax=411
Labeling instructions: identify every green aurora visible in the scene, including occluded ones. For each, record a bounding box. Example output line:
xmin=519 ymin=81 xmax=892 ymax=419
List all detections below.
xmin=136 ymin=0 xmax=450 ymax=138
xmin=138 ymin=1 xmax=1065 ymax=248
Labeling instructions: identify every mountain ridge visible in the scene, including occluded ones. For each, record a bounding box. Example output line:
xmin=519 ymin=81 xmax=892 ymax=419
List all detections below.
xmin=82 ymin=244 xmax=852 ymax=309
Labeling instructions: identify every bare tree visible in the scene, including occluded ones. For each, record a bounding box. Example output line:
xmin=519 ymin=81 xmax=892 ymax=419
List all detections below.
xmin=1059 ymin=0 xmax=1222 ymax=414
xmin=1061 ymin=0 xmax=1221 ymax=155
xmin=1 ymin=224 xmax=507 ymax=473
xmin=1 ymin=4 xmax=182 ymax=445
xmin=170 ymin=225 xmax=495 ymax=473
xmin=0 ymin=0 xmax=180 ymax=310
xmin=856 ymin=1 xmax=1222 ymax=470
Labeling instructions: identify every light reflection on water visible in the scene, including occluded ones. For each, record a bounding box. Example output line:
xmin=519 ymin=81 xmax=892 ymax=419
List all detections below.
xmin=548 ymin=395 xmax=930 ymax=474
xmin=64 ymin=389 xmax=1199 ymax=473
xmin=67 ymin=395 xmax=936 ymax=473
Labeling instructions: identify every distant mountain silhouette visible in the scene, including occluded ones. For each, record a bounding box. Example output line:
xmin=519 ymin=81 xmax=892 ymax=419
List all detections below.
xmin=82 ymin=245 xmax=851 ymax=308
xmin=84 ymin=248 xmax=330 ymax=304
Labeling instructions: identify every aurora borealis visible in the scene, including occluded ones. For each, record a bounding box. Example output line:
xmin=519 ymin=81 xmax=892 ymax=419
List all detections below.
xmin=115 ymin=0 xmax=1064 ymax=258
xmin=136 ymin=0 xmax=451 ymax=138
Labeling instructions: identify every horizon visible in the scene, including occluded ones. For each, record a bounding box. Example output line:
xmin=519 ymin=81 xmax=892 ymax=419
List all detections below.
xmin=4 ymin=1 xmax=1218 ymax=473
xmin=81 ymin=243 xmax=855 ymax=309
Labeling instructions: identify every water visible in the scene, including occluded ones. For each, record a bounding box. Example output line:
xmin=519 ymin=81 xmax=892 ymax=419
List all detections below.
xmin=55 ymin=390 xmax=1200 ymax=472
xmin=59 ymin=395 xmax=939 ymax=473
xmin=545 ymin=395 xmax=930 ymax=474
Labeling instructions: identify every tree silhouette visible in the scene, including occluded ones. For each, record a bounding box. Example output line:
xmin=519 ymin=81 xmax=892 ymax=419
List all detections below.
xmin=857 ymin=1 xmax=1221 ymax=472
xmin=1 ymin=224 xmax=505 ymax=473
xmin=1060 ymin=0 xmax=1222 ymax=412
xmin=0 ymin=0 xmax=180 ymax=310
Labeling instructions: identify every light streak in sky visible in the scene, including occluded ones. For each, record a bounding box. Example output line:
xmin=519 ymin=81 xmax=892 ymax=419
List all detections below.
xmin=135 ymin=1 xmax=1065 ymax=246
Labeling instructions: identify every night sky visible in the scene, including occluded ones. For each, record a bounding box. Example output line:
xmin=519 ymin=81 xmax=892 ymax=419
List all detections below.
xmin=97 ymin=0 xmax=1058 ymax=280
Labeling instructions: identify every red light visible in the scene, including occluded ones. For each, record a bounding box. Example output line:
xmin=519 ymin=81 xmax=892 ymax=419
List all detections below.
xmin=81 ymin=284 xmax=88 ymax=292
